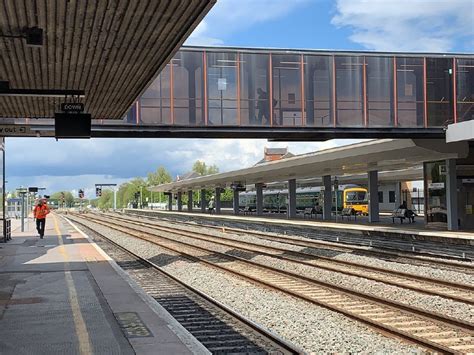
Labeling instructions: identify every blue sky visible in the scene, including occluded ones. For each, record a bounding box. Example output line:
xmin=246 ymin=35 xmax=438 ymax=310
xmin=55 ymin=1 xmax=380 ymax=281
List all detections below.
xmin=7 ymin=0 xmax=473 ymax=198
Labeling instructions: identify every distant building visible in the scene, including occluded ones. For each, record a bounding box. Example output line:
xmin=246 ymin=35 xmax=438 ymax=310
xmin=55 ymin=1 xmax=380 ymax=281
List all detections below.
xmin=255 ymin=147 xmax=294 ymax=165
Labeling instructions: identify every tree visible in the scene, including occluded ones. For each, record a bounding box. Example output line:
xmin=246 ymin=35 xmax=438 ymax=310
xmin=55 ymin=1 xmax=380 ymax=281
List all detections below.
xmin=50 ymin=191 xmax=75 ymax=207
xmin=147 ymin=166 xmax=172 ymax=186
xmin=98 ymin=190 xmax=113 ymax=209
xmin=192 ymin=160 xmax=219 ymax=176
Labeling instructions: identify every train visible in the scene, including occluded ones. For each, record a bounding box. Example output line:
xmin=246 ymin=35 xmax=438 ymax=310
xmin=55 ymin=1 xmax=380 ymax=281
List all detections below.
xmin=239 ymin=185 xmax=369 ymax=214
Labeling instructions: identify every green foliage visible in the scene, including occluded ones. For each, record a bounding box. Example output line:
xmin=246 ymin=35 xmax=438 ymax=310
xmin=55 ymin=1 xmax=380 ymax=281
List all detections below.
xmin=50 ymin=191 xmax=75 ymax=207
xmin=147 ymin=166 xmax=172 ymax=186
xmin=192 ymin=161 xmax=219 ymax=176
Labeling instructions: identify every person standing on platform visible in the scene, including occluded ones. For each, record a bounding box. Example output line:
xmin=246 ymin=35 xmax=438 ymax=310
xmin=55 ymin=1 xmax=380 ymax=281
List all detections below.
xmin=33 ymin=198 xmax=50 ymax=239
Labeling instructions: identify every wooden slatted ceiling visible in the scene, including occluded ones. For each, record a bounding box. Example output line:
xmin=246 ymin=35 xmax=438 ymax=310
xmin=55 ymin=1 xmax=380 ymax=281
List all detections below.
xmin=0 ymin=0 xmax=215 ymax=119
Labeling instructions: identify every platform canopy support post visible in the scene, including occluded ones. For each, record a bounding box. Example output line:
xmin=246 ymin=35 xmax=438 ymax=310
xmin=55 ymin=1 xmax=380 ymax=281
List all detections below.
xmin=200 ymin=189 xmax=206 ymax=213
xmin=167 ymin=192 xmax=173 ymax=211
xmin=177 ymin=191 xmax=182 ymax=211
xmin=233 ymin=189 xmax=240 ymax=215
xmin=187 ymin=190 xmax=193 ymax=212
xmin=256 ymin=183 xmax=264 ymax=216
xmin=395 ymin=181 xmax=402 ymax=208
xmin=288 ymin=179 xmax=297 ymax=219
xmin=323 ymin=175 xmax=332 ymax=220
xmin=215 ymin=187 xmax=221 ymax=214
xmin=368 ymin=170 xmax=380 ymax=223
xmin=446 ymin=159 xmax=459 ymax=231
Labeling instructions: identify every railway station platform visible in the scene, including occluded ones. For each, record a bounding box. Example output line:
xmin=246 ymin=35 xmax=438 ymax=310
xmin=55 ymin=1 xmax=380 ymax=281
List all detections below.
xmin=126 ymin=209 xmax=474 ymax=250
xmin=0 ymin=213 xmax=208 ymax=354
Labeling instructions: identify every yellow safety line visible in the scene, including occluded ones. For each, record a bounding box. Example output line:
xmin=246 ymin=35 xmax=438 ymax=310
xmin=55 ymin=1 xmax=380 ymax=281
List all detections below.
xmin=53 ymin=214 xmax=92 ymax=355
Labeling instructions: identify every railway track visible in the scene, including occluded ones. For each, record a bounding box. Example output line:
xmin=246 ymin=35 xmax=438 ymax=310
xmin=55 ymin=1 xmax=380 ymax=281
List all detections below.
xmin=124 ymin=210 xmax=474 ymax=274
xmin=64 ymin=215 xmax=302 ymax=355
xmin=93 ymin=212 xmax=474 ymax=305
xmin=73 ymin=212 xmax=474 ymax=354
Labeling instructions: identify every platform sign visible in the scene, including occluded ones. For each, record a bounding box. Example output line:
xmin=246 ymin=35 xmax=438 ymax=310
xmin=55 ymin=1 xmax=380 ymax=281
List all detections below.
xmin=0 ymin=125 xmax=29 ymax=136
xmin=60 ymin=102 xmax=84 ymax=113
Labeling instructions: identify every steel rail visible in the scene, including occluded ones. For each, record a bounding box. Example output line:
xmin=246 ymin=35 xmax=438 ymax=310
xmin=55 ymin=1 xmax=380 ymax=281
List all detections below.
xmin=98 ymin=212 xmax=474 ymax=305
xmin=75 ymin=213 xmax=474 ymax=354
xmin=65 ymin=214 xmax=302 ymax=355
xmin=124 ymin=210 xmax=474 ymax=272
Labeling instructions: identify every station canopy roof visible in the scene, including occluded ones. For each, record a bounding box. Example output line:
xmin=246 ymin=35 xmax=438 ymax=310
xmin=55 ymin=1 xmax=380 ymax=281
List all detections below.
xmin=150 ymin=139 xmax=469 ymax=192
xmin=0 ymin=0 xmax=215 ymax=120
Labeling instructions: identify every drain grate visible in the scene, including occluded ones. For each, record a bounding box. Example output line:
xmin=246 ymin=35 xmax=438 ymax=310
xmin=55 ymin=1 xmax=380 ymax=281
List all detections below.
xmin=114 ymin=312 xmax=153 ymax=338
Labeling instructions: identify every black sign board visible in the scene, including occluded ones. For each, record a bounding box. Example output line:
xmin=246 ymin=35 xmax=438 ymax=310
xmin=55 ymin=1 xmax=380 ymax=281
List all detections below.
xmin=60 ymin=102 xmax=84 ymax=113
xmin=28 ymin=187 xmax=38 ymax=192
xmin=55 ymin=112 xmax=91 ymax=138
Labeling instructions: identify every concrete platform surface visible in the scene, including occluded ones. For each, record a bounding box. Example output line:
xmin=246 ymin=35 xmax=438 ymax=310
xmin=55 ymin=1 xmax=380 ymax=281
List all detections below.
xmin=128 ymin=209 xmax=474 ymax=246
xmin=0 ymin=213 xmax=208 ymax=355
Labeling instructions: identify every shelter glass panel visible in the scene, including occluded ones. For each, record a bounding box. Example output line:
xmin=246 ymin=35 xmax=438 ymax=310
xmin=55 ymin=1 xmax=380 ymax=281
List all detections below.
xmin=366 ymin=57 xmax=394 ymax=127
xmin=426 ymin=58 xmax=453 ymax=127
xmin=207 ymin=52 xmax=238 ymax=125
xmin=173 ymin=51 xmax=204 ymax=125
xmin=140 ymin=64 xmax=171 ymax=124
xmin=424 ymin=161 xmax=447 ymax=227
xmin=335 ymin=56 xmax=364 ymax=127
xmin=304 ymin=55 xmax=332 ymax=127
xmin=456 ymin=58 xmax=474 ymax=122
xmin=240 ymin=53 xmax=270 ymax=126
xmin=272 ymin=54 xmax=302 ymax=126
xmin=396 ymin=57 xmax=424 ymax=127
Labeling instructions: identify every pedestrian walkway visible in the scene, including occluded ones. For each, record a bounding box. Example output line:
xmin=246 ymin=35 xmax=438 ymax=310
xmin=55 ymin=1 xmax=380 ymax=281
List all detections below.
xmin=0 ymin=213 xmax=208 ymax=354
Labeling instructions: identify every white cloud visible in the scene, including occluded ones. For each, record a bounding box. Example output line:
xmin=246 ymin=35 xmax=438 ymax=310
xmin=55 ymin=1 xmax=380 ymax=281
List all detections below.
xmin=6 ymin=137 xmax=362 ymax=195
xmin=186 ymin=0 xmax=311 ymax=45
xmin=332 ymin=0 xmax=474 ymax=52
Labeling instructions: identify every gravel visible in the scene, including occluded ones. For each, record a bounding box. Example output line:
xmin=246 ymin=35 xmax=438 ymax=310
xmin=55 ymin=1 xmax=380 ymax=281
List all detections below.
xmin=70 ymin=215 xmax=424 ymax=354
xmin=112 ymin=217 xmax=474 ymax=324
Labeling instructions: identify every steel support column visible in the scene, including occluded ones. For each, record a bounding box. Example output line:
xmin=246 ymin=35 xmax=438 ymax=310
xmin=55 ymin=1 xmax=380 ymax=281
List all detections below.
xmin=288 ymin=179 xmax=297 ymax=219
xmin=177 ymin=191 xmax=182 ymax=211
xmin=256 ymin=183 xmax=264 ymax=216
xmin=446 ymin=159 xmax=459 ymax=231
xmin=323 ymin=175 xmax=332 ymax=220
xmin=200 ymin=189 xmax=206 ymax=213
xmin=168 ymin=193 xmax=173 ymax=211
xmin=368 ymin=170 xmax=379 ymax=223
xmin=215 ymin=187 xmax=221 ymax=214
xmin=187 ymin=190 xmax=193 ymax=212
xmin=394 ymin=181 xmax=402 ymax=208
xmin=233 ymin=189 xmax=240 ymax=215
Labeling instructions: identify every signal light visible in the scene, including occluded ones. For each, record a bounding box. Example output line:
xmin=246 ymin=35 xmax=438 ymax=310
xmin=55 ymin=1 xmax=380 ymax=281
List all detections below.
xmin=78 ymin=189 xmax=84 ymax=199
xmin=96 ymin=187 xmax=102 ymax=197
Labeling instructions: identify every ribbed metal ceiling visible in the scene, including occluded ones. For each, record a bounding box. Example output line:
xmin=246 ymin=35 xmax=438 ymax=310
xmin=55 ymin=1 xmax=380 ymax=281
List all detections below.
xmin=0 ymin=0 xmax=215 ymax=120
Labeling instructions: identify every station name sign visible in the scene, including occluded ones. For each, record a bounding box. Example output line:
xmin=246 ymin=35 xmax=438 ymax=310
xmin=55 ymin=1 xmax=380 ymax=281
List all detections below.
xmin=60 ymin=102 xmax=84 ymax=113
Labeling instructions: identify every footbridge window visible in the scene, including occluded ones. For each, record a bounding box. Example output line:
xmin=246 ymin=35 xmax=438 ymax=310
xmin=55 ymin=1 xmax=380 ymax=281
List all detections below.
xmin=335 ymin=56 xmax=364 ymax=127
xmin=396 ymin=57 xmax=425 ymax=127
xmin=456 ymin=58 xmax=474 ymax=122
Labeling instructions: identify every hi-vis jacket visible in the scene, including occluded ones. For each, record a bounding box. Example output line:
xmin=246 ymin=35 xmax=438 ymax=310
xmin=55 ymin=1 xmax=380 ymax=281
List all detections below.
xmin=33 ymin=204 xmax=50 ymax=219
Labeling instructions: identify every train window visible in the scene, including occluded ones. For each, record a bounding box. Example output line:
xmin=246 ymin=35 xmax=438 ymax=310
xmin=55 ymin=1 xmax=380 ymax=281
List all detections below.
xmin=378 ymin=191 xmax=383 ymax=203
xmin=346 ymin=191 xmax=367 ymax=202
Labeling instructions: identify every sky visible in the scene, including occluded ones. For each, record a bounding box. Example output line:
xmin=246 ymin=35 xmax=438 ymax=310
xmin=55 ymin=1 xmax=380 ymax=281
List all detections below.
xmin=6 ymin=0 xmax=474 ymax=198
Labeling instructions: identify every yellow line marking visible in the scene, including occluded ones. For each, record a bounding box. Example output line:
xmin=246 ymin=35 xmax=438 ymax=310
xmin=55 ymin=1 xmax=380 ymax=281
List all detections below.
xmin=53 ymin=214 xmax=92 ymax=355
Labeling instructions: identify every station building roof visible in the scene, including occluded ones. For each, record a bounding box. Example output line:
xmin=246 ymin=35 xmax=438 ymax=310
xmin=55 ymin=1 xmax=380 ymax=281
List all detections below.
xmin=0 ymin=0 xmax=215 ymax=120
xmin=150 ymin=139 xmax=469 ymax=192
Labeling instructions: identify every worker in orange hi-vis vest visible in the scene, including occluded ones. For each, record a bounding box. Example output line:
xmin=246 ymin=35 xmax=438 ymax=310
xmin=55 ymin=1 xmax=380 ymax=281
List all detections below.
xmin=33 ymin=198 xmax=50 ymax=239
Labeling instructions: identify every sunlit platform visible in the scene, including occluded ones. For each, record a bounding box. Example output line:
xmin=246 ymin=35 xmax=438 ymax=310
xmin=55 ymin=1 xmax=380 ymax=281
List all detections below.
xmin=0 ymin=214 xmax=206 ymax=355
